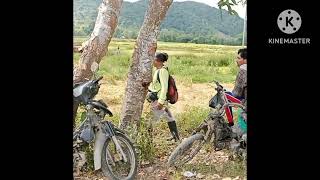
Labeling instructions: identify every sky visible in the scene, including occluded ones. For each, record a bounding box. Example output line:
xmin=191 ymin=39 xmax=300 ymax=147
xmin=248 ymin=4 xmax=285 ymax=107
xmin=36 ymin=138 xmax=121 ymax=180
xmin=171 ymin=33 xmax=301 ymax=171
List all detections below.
xmin=124 ymin=0 xmax=246 ymax=19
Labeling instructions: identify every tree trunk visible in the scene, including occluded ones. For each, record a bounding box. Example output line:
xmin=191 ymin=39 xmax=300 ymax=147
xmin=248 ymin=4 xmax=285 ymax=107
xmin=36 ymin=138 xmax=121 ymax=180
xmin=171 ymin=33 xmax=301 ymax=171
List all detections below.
xmin=120 ymin=0 xmax=173 ymax=129
xmin=73 ymin=0 xmax=123 ymax=84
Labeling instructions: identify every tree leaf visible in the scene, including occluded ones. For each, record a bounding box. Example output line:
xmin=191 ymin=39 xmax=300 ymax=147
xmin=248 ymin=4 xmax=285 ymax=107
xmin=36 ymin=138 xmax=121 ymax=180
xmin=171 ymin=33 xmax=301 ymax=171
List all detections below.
xmin=231 ymin=10 xmax=239 ymax=16
xmin=231 ymin=0 xmax=238 ymax=5
xmin=218 ymin=0 xmax=224 ymax=7
xmin=227 ymin=6 xmax=232 ymax=14
xmin=219 ymin=1 xmax=228 ymax=7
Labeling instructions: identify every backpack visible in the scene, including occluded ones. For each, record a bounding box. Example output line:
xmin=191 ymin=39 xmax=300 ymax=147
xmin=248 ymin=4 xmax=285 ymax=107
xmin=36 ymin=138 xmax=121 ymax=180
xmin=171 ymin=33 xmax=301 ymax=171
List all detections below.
xmin=157 ymin=68 xmax=178 ymax=104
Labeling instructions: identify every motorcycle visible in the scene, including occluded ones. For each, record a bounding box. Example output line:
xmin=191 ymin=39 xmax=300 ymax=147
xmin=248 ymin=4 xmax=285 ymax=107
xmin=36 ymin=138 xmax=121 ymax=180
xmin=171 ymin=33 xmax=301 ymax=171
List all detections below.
xmin=167 ymin=80 xmax=247 ymax=167
xmin=73 ymin=65 xmax=137 ymax=180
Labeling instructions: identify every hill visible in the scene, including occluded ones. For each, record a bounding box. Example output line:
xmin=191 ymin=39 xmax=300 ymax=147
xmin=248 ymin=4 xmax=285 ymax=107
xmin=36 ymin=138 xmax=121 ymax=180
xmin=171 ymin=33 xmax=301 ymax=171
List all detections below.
xmin=74 ymin=0 xmax=245 ymax=45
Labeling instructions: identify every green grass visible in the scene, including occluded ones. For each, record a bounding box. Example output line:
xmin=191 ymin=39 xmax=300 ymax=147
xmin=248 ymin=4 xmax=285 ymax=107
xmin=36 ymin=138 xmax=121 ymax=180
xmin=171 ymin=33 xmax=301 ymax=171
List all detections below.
xmin=176 ymin=106 xmax=210 ymax=136
xmin=73 ymin=37 xmax=242 ymax=83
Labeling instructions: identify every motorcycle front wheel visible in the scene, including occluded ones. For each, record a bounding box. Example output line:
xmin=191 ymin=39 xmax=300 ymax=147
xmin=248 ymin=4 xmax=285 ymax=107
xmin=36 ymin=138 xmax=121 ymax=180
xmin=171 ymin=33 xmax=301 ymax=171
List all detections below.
xmin=101 ymin=132 xmax=137 ymax=180
xmin=167 ymin=133 xmax=205 ymax=168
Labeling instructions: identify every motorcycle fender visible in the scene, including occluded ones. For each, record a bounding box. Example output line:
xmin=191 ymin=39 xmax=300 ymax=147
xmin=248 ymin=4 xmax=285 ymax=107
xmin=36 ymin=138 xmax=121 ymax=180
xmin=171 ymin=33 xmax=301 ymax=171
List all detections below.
xmin=93 ymin=128 xmax=109 ymax=170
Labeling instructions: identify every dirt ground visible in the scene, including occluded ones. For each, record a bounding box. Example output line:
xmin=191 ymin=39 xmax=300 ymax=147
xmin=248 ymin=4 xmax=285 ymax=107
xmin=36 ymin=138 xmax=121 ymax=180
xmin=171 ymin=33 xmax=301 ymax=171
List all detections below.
xmin=95 ymin=79 xmax=234 ymax=115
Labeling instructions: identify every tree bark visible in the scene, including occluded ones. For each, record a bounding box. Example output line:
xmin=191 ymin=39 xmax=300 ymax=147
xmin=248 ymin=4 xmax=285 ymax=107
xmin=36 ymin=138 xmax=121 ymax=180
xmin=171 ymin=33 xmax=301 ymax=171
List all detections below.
xmin=120 ymin=0 xmax=173 ymax=129
xmin=73 ymin=0 xmax=123 ymax=84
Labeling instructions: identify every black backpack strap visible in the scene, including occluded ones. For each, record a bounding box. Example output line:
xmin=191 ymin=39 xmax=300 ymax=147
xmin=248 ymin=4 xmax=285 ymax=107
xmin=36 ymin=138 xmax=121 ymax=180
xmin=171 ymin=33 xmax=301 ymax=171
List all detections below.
xmin=157 ymin=67 xmax=169 ymax=84
xmin=157 ymin=70 xmax=160 ymax=84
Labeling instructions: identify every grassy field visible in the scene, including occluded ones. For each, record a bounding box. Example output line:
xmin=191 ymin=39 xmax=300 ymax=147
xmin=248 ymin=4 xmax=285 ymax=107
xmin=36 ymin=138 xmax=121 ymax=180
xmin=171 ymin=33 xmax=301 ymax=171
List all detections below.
xmin=74 ymin=37 xmax=242 ymax=84
xmin=73 ymin=37 xmax=246 ymax=179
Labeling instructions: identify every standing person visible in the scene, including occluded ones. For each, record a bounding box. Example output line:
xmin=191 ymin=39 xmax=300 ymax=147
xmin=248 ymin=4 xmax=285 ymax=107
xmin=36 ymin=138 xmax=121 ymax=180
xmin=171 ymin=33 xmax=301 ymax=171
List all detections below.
xmin=232 ymin=48 xmax=247 ymax=109
xmin=117 ymin=45 xmax=120 ymax=55
xmin=232 ymin=48 xmax=247 ymax=152
xmin=225 ymin=48 xmax=247 ymax=125
xmin=146 ymin=52 xmax=180 ymax=142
